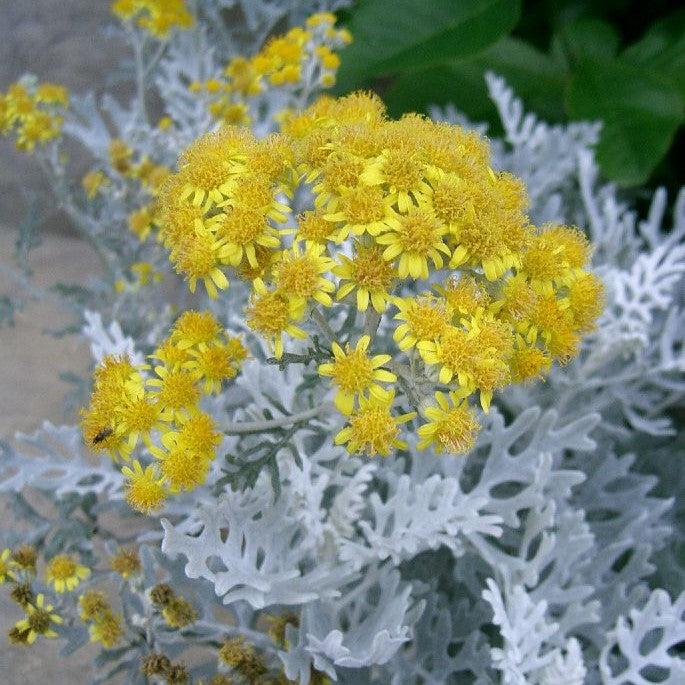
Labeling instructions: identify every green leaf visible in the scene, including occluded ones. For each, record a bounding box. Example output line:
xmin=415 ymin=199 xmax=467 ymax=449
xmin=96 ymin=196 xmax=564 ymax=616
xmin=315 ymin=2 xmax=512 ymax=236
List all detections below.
xmin=557 ymin=18 xmax=620 ymax=64
xmin=385 ymin=37 xmax=566 ymax=125
xmin=336 ymin=0 xmax=521 ymax=91
xmin=566 ymin=58 xmax=684 ymax=185
xmin=622 ymin=9 xmax=685 ymax=98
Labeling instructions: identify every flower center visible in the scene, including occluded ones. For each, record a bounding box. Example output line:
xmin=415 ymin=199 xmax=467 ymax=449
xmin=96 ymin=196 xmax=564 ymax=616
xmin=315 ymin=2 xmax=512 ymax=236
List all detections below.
xmin=333 ymin=350 xmax=374 ymax=394
xmin=351 ymin=246 xmax=395 ymax=290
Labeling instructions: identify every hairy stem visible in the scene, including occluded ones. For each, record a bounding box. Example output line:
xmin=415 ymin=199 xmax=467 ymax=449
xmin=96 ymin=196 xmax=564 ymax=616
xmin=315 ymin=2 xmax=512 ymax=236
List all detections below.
xmin=222 ymin=402 xmax=333 ymax=435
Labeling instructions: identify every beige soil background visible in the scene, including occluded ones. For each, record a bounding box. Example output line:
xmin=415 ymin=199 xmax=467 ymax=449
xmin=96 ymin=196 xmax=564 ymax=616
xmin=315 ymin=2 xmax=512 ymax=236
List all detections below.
xmin=1 ymin=2 xmax=125 ymax=681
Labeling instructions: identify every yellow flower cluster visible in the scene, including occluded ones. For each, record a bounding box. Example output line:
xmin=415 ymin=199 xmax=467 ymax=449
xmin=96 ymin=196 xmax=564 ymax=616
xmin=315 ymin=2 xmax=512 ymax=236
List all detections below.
xmin=0 ymin=80 xmax=68 ymax=152
xmin=79 ymin=590 xmax=124 ymax=648
xmin=81 ymin=311 xmax=246 ymax=511
xmin=191 ymin=13 xmax=351 ymax=125
xmin=156 ymin=81 xmax=603 ymax=457
xmin=111 ymin=0 xmax=193 ymax=38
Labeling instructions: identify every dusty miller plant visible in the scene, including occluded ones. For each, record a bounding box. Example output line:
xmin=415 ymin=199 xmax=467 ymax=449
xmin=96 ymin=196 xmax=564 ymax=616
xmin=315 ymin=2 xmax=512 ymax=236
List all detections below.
xmin=0 ymin=2 xmax=683 ymax=684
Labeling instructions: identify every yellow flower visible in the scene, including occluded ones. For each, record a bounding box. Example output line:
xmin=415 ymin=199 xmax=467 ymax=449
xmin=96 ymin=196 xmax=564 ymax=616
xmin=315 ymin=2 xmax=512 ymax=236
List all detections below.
xmin=146 ymin=367 xmax=200 ymax=419
xmin=79 ymin=590 xmax=110 ymax=621
xmin=213 ymin=204 xmax=282 ymax=270
xmin=272 ymin=242 xmax=335 ymax=307
xmin=392 ymin=295 xmax=452 ymax=351
xmin=161 ymin=411 xmax=221 ymax=460
xmin=377 ymin=207 xmax=451 ymax=279
xmin=520 ymin=225 xmax=590 ymax=294
xmin=417 ymin=391 xmax=479 ymax=454
xmin=436 ymin=275 xmax=490 ymax=317
xmin=82 ymin=170 xmax=107 ymax=199
xmin=13 ymin=594 xmax=63 ymax=644
xmin=324 ymin=185 xmax=391 ymax=240
xmin=567 ymin=272 xmax=604 ymax=332
xmin=89 ymin=611 xmax=124 ymax=648
xmin=110 ymin=547 xmax=141 ymax=579
xmin=114 ymin=383 xmax=164 ymax=453
xmin=122 ymin=461 xmax=167 ymax=513
xmin=319 ymin=335 xmax=396 ymax=414
xmin=153 ymin=445 xmax=211 ymax=492
xmin=510 ymin=341 xmax=551 ymax=383
xmin=418 ymin=325 xmax=480 ymax=387
xmin=334 ymin=242 xmax=397 ymax=312
xmin=293 ymin=210 xmax=338 ymax=245
xmin=185 ymin=341 xmax=239 ymax=394
xmin=334 ymin=391 xmax=415 ymax=456
xmin=360 ymin=145 xmax=431 ymax=213
xmin=0 ymin=548 xmax=15 ymax=583
xmin=245 ymin=279 xmax=306 ymax=359
xmin=171 ymin=310 xmax=223 ymax=349
xmin=45 ymin=554 xmax=90 ymax=593
xmin=171 ymin=230 xmax=229 ymax=298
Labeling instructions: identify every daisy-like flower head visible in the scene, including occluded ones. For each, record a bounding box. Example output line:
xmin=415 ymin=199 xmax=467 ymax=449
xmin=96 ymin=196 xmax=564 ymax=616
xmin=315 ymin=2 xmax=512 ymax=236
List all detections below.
xmin=324 ymin=184 xmax=391 ymax=240
xmin=393 ymin=295 xmax=453 ymax=351
xmin=334 ymin=391 xmax=415 ymax=456
xmin=161 ymin=411 xmax=221 ymax=460
xmin=510 ymin=338 xmax=551 ymax=383
xmin=89 ymin=611 xmax=124 ymax=648
xmin=113 ymin=383 xmax=165 ymax=454
xmin=121 ymin=461 xmax=167 ymax=514
xmin=292 ymin=210 xmax=338 ymax=245
xmin=360 ymin=143 xmax=431 ymax=213
xmin=79 ymin=590 xmax=110 ymax=621
xmin=435 ymin=275 xmax=491 ymax=318
xmin=45 ymin=553 xmax=91 ymax=593
xmin=417 ymin=391 xmax=479 ymax=454
xmin=171 ymin=310 xmax=223 ymax=350
xmin=319 ymin=335 xmax=396 ymax=414
xmin=213 ymin=204 xmax=281 ymax=269
xmin=154 ymin=445 xmax=211 ymax=493
xmin=171 ymin=230 xmax=229 ymax=298
xmin=417 ymin=324 xmax=480 ymax=387
xmin=109 ymin=547 xmax=141 ymax=580
xmin=185 ymin=341 xmax=239 ymax=394
xmin=13 ymin=594 xmax=63 ymax=644
xmin=567 ymin=272 xmax=604 ymax=333
xmin=245 ymin=279 xmax=306 ymax=358
xmin=377 ymin=206 xmax=451 ymax=279
xmin=0 ymin=548 xmax=15 ymax=584
xmin=334 ymin=242 xmax=397 ymax=312
xmin=272 ymin=242 xmax=335 ymax=307
xmin=146 ymin=367 xmax=200 ymax=420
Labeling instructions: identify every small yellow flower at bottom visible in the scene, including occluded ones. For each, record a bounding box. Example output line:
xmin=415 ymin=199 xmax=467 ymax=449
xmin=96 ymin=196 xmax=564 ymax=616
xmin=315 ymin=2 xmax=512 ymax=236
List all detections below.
xmin=334 ymin=391 xmax=415 ymax=457
xmin=0 ymin=548 xmax=15 ymax=583
xmin=417 ymin=391 xmax=479 ymax=454
xmin=122 ymin=461 xmax=167 ymax=513
xmin=13 ymin=594 xmax=63 ymax=644
xmin=45 ymin=553 xmax=91 ymax=593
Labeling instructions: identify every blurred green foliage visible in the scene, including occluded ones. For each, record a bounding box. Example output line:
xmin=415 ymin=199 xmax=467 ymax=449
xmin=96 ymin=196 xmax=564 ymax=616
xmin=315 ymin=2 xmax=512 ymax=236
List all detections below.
xmin=335 ymin=0 xmax=685 ymax=190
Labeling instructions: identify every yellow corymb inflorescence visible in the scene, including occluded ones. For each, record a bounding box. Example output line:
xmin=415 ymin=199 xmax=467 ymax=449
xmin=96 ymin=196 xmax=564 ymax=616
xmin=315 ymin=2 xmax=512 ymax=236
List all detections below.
xmin=191 ymin=13 xmax=350 ymax=126
xmin=0 ymin=80 xmax=68 ymax=152
xmin=81 ymin=311 xmax=246 ymax=512
xmin=111 ymin=0 xmax=193 ymax=38
xmin=154 ymin=77 xmax=603 ymax=460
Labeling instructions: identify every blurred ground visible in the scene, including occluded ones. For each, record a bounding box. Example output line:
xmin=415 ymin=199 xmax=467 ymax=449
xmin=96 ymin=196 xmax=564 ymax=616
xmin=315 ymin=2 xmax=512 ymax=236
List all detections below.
xmin=0 ymin=2 xmax=120 ymax=681
xmin=0 ymin=0 xmax=125 ymax=234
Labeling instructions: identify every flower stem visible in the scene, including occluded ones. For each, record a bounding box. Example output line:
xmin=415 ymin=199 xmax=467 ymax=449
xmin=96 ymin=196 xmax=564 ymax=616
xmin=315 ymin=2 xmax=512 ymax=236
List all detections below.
xmin=222 ymin=402 xmax=333 ymax=435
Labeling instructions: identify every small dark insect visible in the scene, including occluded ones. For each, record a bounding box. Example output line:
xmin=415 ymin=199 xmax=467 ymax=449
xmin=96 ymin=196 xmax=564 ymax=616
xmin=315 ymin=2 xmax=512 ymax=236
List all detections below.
xmin=92 ymin=427 xmax=114 ymax=444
